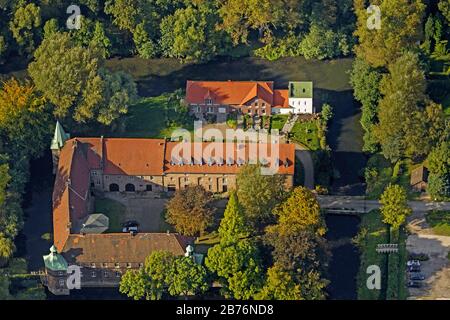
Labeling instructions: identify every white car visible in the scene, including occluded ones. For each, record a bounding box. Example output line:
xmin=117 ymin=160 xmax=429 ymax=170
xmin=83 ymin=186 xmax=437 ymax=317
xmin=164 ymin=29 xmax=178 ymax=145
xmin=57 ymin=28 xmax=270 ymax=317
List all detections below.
xmin=123 ymin=226 xmax=138 ymax=233
xmin=407 ymin=260 xmax=421 ymax=267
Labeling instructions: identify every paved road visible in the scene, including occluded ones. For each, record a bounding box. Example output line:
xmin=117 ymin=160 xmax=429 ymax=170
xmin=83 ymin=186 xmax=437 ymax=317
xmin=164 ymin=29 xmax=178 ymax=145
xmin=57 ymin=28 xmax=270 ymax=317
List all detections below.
xmin=318 ymin=195 xmax=450 ymax=213
xmin=295 ymin=144 xmax=314 ymax=189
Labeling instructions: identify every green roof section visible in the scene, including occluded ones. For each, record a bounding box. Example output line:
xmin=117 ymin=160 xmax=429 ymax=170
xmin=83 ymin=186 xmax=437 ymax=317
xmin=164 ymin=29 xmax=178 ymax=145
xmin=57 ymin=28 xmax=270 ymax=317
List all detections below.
xmin=50 ymin=121 xmax=70 ymax=150
xmin=289 ymin=81 xmax=313 ymax=99
xmin=43 ymin=245 xmax=68 ymax=272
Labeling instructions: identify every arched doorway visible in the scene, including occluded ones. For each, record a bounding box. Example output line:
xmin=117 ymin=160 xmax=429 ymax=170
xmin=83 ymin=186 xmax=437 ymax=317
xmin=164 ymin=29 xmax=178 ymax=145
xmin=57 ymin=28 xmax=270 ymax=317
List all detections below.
xmin=125 ymin=183 xmax=135 ymax=192
xmin=109 ymin=183 xmax=119 ymax=192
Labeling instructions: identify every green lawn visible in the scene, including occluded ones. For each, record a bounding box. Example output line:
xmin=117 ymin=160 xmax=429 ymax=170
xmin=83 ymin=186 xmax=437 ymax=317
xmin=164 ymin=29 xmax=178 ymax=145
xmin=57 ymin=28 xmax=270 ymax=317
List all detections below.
xmin=290 ymin=120 xmax=320 ymax=151
xmin=356 ymin=210 xmax=408 ymax=300
xmin=426 ymin=211 xmax=450 ymax=236
xmin=356 ymin=210 xmax=389 ymax=300
xmin=94 ymin=198 xmax=127 ymax=233
xmin=111 ymin=96 xmax=194 ymax=139
xmin=270 ymin=115 xmax=288 ymax=132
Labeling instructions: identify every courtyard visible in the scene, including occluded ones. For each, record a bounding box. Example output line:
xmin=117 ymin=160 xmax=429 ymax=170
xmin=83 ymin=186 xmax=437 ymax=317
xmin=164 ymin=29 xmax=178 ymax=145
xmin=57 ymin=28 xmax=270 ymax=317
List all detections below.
xmin=95 ymin=193 xmax=172 ymax=233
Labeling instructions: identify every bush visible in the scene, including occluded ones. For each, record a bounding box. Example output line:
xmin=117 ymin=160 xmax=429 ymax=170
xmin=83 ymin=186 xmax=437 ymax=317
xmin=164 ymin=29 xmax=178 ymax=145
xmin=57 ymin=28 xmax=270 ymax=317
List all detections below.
xmin=427 ymin=173 xmax=450 ymax=200
xmin=299 ymin=25 xmax=344 ymax=60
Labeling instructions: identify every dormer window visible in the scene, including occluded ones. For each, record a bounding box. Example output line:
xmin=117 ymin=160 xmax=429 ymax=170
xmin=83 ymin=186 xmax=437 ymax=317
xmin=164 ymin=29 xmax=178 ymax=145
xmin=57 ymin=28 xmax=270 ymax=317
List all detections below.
xmin=205 ymin=99 xmax=213 ymax=105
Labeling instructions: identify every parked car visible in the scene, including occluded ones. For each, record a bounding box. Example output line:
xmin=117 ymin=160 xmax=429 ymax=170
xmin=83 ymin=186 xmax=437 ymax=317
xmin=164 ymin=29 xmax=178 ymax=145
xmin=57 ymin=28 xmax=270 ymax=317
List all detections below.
xmin=122 ymin=225 xmax=139 ymax=233
xmin=407 ymin=281 xmax=422 ymax=288
xmin=408 ymin=265 xmax=421 ymax=272
xmin=122 ymin=220 xmax=139 ymax=228
xmin=407 ymin=260 xmax=421 ymax=267
xmin=409 ymin=253 xmax=429 ymax=261
xmin=409 ymin=273 xmax=425 ymax=281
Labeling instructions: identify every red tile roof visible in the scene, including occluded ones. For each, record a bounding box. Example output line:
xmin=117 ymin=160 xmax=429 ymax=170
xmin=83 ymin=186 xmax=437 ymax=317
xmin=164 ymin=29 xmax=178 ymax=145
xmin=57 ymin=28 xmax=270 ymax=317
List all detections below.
xmin=63 ymin=233 xmax=191 ymax=264
xmin=53 ymin=140 xmax=91 ymax=252
xmin=102 ymin=138 xmax=166 ymax=175
xmin=186 ymin=81 xmax=275 ymax=105
xmin=165 ymin=142 xmax=295 ymax=175
xmin=53 ymin=138 xmax=295 ymax=256
xmin=273 ymin=89 xmax=290 ymax=108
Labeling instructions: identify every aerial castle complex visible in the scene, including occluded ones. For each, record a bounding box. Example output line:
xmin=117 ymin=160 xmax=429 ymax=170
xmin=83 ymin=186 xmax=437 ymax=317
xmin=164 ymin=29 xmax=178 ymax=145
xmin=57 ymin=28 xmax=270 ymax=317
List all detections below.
xmin=42 ymin=121 xmax=295 ymax=295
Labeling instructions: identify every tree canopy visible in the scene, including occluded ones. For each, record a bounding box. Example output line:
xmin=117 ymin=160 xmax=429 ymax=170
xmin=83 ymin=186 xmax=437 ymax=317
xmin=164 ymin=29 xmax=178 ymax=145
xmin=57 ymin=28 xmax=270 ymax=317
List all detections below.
xmin=29 ymin=32 xmax=136 ymax=126
xmin=120 ymin=251 xmax=208 ymax=300
xmin=379 ymin=184 xmax=412 ymax=230
xmin=236 ymin=164 xmax=286 ymax=229
xmin=166 ymin=185 xmax=215 ymax=236
xmin=354 ymin=0 xmax=426 ymax=68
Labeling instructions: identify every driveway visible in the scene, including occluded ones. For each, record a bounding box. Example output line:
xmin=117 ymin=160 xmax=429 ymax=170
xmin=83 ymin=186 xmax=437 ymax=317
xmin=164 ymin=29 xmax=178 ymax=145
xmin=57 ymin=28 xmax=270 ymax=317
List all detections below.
xmin=317 ymin=196 xmax=450 ymax=214
xmin=295 ymin=143 xmax=314 ymax=189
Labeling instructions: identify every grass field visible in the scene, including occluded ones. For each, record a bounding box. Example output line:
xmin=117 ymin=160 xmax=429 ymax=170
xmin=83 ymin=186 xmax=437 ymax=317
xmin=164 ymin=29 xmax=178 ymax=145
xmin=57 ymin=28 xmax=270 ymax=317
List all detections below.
xmin=270 ymin=115 xmax=288 ymax=132
xmin=356 ymin=210 xmax=389 ymax=300
xmin=426 ymin=211 xmax=450 ymax=236
xmin=290 ymin=120 xmax=320 ymax=151
xmin=356 ymin=210 xmax=408 ymax=300
xmin=111 ymin=95 xmax=194 ymax=139
xmin=94 ymin=198 xmax=127 ymax=233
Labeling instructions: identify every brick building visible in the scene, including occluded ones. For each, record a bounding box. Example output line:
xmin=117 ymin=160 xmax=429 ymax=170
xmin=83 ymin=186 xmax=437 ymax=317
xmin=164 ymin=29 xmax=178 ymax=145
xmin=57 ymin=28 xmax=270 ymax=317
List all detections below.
xmin=185 ymin=80 xmax=314 ymax=119
xmin=43 ymin=123 xmax=295 ymax=295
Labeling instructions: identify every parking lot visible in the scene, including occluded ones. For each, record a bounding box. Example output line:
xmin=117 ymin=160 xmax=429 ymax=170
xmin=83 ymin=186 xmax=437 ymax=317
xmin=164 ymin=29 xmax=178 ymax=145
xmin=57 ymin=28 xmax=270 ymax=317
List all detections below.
xmin=406 ymin=211 xmax=450 ymax=299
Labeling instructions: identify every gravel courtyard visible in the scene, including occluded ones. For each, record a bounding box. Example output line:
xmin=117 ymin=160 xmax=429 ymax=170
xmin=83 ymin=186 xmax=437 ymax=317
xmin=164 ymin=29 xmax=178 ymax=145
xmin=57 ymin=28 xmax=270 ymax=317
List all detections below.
xmin=407 ymin=211 xmax=450 ymax=300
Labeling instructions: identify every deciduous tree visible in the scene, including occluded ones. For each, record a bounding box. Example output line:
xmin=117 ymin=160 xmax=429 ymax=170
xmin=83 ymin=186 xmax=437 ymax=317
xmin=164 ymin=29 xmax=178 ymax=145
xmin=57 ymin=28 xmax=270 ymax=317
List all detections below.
xmin=29 ymin=32 xmax=136 ymax=126
xmin=0 ymin=78 xmax=52 ymax=158
xmin=379 ymin=184 xmax=412 ymax=230
xmin=269 ymin=186 xmax=325 ymax=236
xmin=9 ymin=3 xmax=41 ymax=54
xmin=167 ymin=256 xmax=208 ymax=297
xmin=374 ymin=52 xmax=428 ymax=162
xmin=236 ymin=164 xmax=286 ymax=229
xmin=160 ymin=4 xmax=227 ymax=62
xmin=0 ymin=232 xmax=14 ymax=259
xmin=349 ymin=58 xmax=383 ymax=152
xmin=427 ymin=142 xmax=450 ymax=176
xmin=206 ymin=239 xmax=264 ymax=299
xmin=354 ymin=0 xmax=425 ymax=67
xmin=255 ymin=264 xmax=302 ymax=300
xmin=166 ymin=185 xmax=214 ymax=236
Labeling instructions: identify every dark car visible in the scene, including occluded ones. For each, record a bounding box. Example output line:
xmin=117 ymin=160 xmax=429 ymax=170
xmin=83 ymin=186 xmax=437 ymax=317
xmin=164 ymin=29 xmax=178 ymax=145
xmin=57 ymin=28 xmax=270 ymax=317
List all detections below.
xmin=122 ymin=220 xmax=139 ymax=228
xmin=409 ymin=273 xmax=425 ymax=281
xmin=407 ymin=281 xmax=422 ymax=288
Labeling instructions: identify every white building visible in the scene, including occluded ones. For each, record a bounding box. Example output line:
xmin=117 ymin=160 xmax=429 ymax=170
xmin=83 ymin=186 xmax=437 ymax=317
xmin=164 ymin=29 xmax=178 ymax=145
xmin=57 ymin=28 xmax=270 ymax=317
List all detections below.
xmin=272 ymin=81 xmax=314 ymax=115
